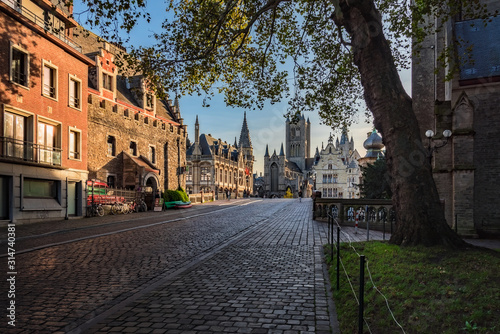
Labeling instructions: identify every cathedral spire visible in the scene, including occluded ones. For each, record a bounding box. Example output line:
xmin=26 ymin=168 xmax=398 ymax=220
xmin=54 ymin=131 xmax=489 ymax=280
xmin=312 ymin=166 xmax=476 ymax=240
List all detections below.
xmin=279 ymin=143 xmax=284 ymax=156
xmin=234 ymin=137 xmax=238 ymax=149
xmin=238 ymin=111 xmax=252 ymax=148
xmin=264 ymin=144 xmax=269 ymax=157
xmin=194 ymin=115 xmax=199 ymax=143
xmin=339 ymin=124 xmax=349 ymax=145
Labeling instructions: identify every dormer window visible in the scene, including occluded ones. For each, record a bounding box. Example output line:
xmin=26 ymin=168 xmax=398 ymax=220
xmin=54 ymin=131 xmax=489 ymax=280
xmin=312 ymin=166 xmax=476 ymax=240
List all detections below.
xmin=145 ymin=93 xmax=154 ymax=109
xmin=102 ymin=72 xmax=113 ymax=91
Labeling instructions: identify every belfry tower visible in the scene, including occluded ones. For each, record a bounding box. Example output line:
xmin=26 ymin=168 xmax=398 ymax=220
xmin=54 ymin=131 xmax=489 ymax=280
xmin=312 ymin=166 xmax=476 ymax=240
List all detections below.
xmin=285 ymin=115 xmax=311 ymax=171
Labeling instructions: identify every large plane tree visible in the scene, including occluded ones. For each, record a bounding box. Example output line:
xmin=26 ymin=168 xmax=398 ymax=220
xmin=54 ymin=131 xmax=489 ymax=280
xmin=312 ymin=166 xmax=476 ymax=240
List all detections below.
xmin=70 ymin=0 xmax=495 ymax=247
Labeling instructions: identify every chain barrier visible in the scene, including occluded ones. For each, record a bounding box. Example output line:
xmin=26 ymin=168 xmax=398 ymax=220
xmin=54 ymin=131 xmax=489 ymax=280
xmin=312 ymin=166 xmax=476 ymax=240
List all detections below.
xmin=327 ymin=213 xmax=406 ymax=334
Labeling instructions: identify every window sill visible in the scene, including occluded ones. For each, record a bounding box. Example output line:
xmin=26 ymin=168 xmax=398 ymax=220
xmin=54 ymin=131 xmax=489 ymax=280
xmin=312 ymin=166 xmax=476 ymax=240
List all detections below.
xmin=22 ymin=198 xmax=61 ymax=211
xmin=42 ymin=94 xmax=58 ymax=102
xmin=9 ymin=80 xmax=30 ymax=91
xmin=68 ymin=105 xmax=82 ymax=112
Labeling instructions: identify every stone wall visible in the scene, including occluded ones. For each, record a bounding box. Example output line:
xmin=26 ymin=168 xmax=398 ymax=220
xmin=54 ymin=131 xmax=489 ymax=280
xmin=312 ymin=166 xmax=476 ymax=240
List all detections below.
xmin=87 ymin=94 xmax=186 ymax=191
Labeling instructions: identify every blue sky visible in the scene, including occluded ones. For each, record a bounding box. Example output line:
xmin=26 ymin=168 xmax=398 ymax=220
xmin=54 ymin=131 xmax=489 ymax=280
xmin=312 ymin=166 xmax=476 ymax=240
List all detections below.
xmin=73 ymin=2 xmax=411 ymax=174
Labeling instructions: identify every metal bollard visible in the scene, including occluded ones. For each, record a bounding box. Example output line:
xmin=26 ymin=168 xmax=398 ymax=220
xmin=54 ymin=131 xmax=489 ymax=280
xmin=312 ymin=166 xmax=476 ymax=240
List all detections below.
xmin=358 ymin=255 xmax=365 ymax=334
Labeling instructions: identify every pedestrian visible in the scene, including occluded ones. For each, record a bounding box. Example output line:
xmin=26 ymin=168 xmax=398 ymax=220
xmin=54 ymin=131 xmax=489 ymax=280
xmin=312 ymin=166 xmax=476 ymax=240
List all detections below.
xmin=228 ymin=190 xmax=231 ymax=201
xmin=299 ymin=190 xmax=302 ymax=202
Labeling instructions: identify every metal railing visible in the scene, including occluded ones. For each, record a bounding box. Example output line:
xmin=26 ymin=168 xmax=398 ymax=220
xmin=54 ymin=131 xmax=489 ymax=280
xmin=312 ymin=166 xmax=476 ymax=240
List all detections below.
xmin=313 ymin=197 xmax=395 ymax=233
xmin=0 ymin=136 xmax=62 ymax=166
xmin=1 ymin=0 xmax=83 ymax=53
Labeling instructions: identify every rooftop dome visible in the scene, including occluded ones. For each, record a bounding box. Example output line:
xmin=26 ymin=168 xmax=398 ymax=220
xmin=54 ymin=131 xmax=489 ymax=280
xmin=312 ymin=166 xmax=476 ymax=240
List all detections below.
xmin=363 ymin=129 xmax=384 ymax=158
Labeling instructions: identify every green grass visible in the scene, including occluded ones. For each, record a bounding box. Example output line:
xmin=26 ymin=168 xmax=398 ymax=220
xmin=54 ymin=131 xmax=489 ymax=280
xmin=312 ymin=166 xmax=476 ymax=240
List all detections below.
xmin=325 ymin=242 xmax=500 ymax=334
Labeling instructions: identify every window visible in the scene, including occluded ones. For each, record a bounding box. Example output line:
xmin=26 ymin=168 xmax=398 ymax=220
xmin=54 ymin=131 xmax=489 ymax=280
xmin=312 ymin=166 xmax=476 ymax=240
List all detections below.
xmin=69 ymin=76 xmax=81 ymax=109
xmin=107 ymin=135 xmax=116 ymax=156
xmin=201 ymin=167 xmax=210 ymax=182
xmin=107 ymin=175 xmax=116 ymax=188
xmin=129 ymin=141 xmax=137 ymax=156
xmin=42 ymin=62 xmax=57 ymax=99
xmin=11 ymin=47 xmax=28 ymax=87
xmin=148 ymin=146 xmax=156 ymax=164
xmin=145 ymin=93 xmax=154 ymax=109
xmin=4 ymin=111 xmax=26 ymax=159
xmin=38 ymin=121 xmax=60 ymax=165
xmin=23 ymin=178 xmax=57 ymax=199
xmin=186 ymin=166 xmax=192 ymax=182
xmin=102 ymin=72 xmax=113 ymax=91
xmin=69 ymin=129 xmax=81 ymax=160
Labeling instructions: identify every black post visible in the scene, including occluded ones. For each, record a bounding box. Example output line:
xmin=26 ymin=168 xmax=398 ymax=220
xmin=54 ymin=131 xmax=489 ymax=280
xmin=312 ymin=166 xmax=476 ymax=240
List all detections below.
xmin=383 ymin=217 xmax=386 ymax=241
xmin=328 ymin=214 xmax=331 ymax=245
xmin=330 ymin=216 xmax=334 ymax=263
xmin=455 ymin=214 xmax=458 ymax=233
xmin=336 ymin=226 xmax=340 ymax=291
xmin=359 ymin=255 xmax=365 ymax=334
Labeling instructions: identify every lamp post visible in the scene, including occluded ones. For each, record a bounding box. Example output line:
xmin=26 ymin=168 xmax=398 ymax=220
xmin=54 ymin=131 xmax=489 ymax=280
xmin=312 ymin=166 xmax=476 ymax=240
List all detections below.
xmin=425 ymin=129 xmax=452 ymax=163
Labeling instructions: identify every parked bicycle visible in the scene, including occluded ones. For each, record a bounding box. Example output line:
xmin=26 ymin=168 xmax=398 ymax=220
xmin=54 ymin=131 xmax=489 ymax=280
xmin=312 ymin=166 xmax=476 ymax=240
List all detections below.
xmin=111 ymin=202 xmax=130 ymax=215
xmin=87 ymin=203 xmax=104 ymax=217
xmin=134 ymin=198 xmax=148 ymax=212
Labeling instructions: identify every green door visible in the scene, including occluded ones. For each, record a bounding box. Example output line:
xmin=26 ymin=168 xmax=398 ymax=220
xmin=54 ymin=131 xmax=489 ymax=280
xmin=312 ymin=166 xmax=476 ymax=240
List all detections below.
xmin=68 ymin=182 xmax=76 ymax=216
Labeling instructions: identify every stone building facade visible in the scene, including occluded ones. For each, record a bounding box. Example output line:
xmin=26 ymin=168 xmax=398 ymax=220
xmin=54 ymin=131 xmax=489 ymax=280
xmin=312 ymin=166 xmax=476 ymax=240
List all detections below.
xmin=0 ymin=0 xmax=94 ymax=222
xmin=263 ymin=116 xmax=315 ymax=198
xmin=313 ymin=128 xmax=362 ymax=199
xmin=186 ymin=113 xmax=254 ymax=198
xmin=412 ymin=1 xmax=500 ymax=237
xmin=74 ymin=30 xmax=186 ymax=195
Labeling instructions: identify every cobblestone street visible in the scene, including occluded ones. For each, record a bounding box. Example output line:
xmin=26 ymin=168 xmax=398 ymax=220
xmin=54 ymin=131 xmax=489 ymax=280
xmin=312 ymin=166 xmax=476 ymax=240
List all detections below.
xmin=1 ymin=199 xmax=340 ymax=333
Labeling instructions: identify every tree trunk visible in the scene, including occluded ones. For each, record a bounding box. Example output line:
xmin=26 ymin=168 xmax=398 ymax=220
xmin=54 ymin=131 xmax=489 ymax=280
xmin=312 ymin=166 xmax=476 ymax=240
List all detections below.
xmin=335 ymin=0 xmax=465 ymax=247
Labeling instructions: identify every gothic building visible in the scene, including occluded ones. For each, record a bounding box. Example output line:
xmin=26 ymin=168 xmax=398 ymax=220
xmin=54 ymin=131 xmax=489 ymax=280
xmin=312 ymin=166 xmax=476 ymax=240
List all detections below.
xmin=262 ymin=115 xmax=315 ymax=198
xmin=73 ymin=29 xmax=187 ymax=195
xmin=313 ymin=128 xmax=362 ymax=199
xmin=186 ymin=113 xmax=254 ymax=198
xmin=412 ymin=1 xmax=500 ymax=237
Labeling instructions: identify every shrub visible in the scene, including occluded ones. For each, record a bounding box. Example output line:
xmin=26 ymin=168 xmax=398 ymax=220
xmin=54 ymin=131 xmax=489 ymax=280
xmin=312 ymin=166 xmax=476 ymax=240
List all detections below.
xmin=163 ymin=188 xmax=189 ymax=202
xmin=284 ymin=189 xmax=293 ymax=198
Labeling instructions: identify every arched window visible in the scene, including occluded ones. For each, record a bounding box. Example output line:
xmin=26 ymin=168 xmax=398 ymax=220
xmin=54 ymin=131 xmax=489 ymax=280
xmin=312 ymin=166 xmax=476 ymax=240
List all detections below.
xmin=270 ymin=163 xmax=279 ymax=192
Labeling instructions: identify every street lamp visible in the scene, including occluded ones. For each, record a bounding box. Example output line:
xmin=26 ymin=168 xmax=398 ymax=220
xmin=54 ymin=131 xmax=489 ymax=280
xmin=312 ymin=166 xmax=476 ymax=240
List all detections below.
xmin=425 ymin=129 xmax=452 ymax=162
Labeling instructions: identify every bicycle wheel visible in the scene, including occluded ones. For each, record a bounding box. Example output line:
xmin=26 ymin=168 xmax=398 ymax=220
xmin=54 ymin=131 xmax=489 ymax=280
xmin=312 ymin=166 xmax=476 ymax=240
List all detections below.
xmin=97 ymin=205 xmax=104 ymax=217
xmin=111 ymin=203 xmax=120 ymax=215
xmin=122 ymin=203 xmax=130 ymax=214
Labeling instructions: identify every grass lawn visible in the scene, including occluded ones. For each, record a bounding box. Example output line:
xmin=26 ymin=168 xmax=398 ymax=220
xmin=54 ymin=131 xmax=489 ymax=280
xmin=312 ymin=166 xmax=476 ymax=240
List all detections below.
xmin=325 ymin=241 xmax=500 ymax=334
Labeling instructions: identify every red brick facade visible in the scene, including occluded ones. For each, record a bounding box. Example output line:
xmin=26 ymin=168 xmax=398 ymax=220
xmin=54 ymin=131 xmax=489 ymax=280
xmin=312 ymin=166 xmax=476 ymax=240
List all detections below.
xmin=0 ymin=0 xmax=94 ymax=222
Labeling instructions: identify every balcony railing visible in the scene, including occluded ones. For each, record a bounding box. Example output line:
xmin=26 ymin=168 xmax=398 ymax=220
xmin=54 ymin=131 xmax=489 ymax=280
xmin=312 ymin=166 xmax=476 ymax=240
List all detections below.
xmin=1 ymin=0 xmax=83 ymax=53
xmin=0 ymin=136 xmax=62 ymax=166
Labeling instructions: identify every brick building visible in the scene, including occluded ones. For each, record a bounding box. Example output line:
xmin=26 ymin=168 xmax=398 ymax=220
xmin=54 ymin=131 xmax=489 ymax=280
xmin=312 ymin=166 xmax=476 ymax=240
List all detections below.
xmin=73 ymin=29 xmax=187 ymax=196
xmin=0 ymin=0 xmax=94 ymax=222
xmin=412 ymin=1 xmax=500 ymax=237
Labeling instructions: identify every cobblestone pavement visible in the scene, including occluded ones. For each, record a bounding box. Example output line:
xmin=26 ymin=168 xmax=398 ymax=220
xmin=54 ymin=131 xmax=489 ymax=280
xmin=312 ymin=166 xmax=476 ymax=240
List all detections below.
xmin=0 ymin=198 xmax=343 ymax=333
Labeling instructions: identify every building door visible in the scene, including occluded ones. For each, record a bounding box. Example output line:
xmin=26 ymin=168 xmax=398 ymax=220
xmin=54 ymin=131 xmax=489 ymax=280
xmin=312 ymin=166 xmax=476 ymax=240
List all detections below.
xmin=0 ymin=176 xmax=9 ymax=220
xmin=67 ymin=181 xmax=76 ymax=216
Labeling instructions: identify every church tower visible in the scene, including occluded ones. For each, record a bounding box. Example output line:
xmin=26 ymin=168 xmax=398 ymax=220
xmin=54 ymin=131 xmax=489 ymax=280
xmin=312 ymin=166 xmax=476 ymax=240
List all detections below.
xmin=285 ymin=115 xmax=311 ymax=171
xmin=238 ymin=112 xmax=254 ymax=192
